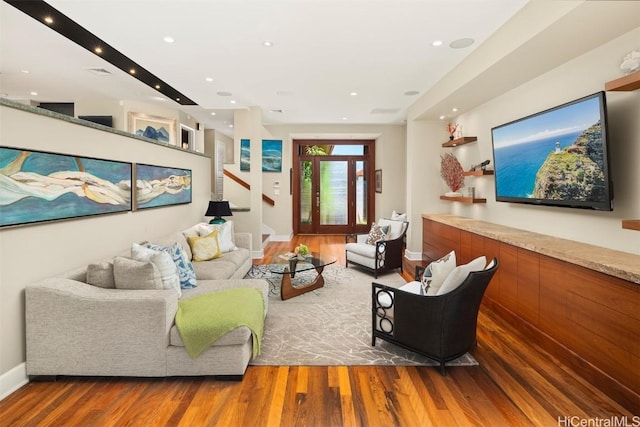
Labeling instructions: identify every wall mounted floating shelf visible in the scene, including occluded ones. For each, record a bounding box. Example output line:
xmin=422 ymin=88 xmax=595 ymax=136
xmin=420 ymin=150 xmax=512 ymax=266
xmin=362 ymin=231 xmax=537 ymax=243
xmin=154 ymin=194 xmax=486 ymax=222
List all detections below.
xmin=440 ymin=195 xmax=486 ymax=204
xmin=442 ymin=136 xmax=477 ymax=148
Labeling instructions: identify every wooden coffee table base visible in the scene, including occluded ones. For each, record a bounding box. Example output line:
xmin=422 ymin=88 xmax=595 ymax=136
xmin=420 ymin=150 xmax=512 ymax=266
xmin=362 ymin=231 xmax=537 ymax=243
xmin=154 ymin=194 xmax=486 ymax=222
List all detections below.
xmin=280 ymin=265 xmax=326 ymax=300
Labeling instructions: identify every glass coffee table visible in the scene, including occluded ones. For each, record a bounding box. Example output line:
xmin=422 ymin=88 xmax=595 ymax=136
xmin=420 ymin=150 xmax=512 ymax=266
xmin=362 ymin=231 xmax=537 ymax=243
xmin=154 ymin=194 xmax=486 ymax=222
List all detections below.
xmin=267 ymin=252 xmax=337 ymax=300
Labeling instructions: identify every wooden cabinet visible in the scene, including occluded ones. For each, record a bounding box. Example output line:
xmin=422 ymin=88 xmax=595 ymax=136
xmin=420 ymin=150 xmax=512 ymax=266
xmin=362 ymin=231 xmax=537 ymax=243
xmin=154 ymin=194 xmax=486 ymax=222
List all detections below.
xmin=422 ymin=216 xmax=640 ymax=409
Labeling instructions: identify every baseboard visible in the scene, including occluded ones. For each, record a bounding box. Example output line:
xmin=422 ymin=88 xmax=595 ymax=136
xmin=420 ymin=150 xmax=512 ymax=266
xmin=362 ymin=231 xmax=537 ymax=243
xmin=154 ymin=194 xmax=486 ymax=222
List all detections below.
xmin=404 ymin=249 xmax=422 ymax=261
xmin=0 ymin=362 xmax=28 ymax=401
xmin=269 ymin=234 xmax=292 ymax=242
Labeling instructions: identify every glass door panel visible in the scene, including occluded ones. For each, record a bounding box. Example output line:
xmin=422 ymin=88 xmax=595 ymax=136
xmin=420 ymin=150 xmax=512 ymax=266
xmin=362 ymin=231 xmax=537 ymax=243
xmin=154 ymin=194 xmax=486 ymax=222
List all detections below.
xmin=319 ymin=160 xmax=348 ymax=226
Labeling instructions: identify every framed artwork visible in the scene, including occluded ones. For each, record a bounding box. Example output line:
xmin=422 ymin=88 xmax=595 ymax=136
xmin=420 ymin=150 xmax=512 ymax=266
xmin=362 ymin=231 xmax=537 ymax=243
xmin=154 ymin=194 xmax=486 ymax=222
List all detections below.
xmin=262 ymin=139 xmax=282 ymax=172
xmin=129 ymin=112 xmax=177 ymax=145
xmin=0 ymin=146 xmax=132 ymax=228
xmin=375 ymin=169 xmax=382 ymax=193
xmin=135 ymin=163 xmax=192 ymax=210
xmin=240 ymin=139 xmax=250 ymax=171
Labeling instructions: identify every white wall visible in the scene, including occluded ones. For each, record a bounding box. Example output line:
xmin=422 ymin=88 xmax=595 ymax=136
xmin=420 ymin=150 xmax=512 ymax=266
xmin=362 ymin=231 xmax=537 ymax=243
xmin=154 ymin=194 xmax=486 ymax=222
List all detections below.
xmin=0 ymin=102 xmax=212 ymax=393
xmin=261 ymin=123 xmax=407 ymax=239
xmin=406 ymin=27 xmax=640 ymax=255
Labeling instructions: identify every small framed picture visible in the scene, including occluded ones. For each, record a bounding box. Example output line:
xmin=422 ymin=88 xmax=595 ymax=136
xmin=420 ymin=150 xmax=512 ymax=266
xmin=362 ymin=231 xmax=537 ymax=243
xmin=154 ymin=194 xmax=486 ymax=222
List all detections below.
xmin=128 ymin=112 xmax=177 ymax=145
xmin=375 ymin=169 xmax=382 ymax=193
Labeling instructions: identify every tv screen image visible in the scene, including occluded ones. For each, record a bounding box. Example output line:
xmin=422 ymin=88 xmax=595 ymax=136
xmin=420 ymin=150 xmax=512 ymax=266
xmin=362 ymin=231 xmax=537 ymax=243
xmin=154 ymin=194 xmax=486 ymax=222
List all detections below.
xmin=490 ymin=91 xmax=612 ymax=211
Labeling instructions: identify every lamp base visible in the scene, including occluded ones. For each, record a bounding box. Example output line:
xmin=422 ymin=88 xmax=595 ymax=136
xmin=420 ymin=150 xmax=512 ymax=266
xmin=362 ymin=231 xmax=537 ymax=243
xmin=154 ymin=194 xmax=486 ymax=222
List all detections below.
xmin=209 ymin=217 xmax=226 ymax=224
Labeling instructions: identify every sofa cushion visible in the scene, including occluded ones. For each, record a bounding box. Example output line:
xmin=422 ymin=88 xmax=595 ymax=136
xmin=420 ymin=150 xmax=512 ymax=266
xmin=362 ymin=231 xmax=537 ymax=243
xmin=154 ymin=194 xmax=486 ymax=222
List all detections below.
xmin=192 ymin=259 xmax=238 ymax=280
xmin=187 ymin=231 xmax=222 ymax=261
xmin=145 ymin=242 xmax=197 ymax=289
xmin=113 ymin=256 xmax=163 ymax=290
xmin=86 ymin=261 xmax=115 ymax=289
xmin=131 ymin=243 xmax=181 ymax=296
xmin=170 ymin=324 xmax=251 ymax=347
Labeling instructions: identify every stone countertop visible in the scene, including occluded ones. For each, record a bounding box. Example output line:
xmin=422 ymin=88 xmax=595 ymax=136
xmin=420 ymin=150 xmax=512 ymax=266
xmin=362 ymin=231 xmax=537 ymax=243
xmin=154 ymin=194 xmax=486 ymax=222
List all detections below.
xmin=423 ymin=214 xmax=640 ymax=285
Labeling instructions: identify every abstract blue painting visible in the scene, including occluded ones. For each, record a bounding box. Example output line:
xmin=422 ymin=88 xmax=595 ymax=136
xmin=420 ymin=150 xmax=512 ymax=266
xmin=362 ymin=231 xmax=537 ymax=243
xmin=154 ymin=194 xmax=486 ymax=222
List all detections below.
xmin=0 ymin=146 xmax=132 ymax=228
xmin=262 ymin=139 xmax=282 ymax=172
xmin=135 ymin=163 xmax=192 ymax=210
xmin=240 ymin=139 xmax=250 ymax=171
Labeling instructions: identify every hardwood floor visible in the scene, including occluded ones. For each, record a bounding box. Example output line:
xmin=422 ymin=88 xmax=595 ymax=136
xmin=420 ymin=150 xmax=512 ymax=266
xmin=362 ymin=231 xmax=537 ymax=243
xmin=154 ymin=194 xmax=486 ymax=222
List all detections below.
xmin=1 ymin=235 xmax=634 ymax=426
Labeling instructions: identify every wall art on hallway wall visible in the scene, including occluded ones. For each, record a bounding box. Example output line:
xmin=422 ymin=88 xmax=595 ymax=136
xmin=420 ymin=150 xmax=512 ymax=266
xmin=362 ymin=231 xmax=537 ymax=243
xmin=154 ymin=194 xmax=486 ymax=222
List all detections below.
xmin=0 ymin=146 xmax=132 ymax=228
xmin=134 ymin=163 xmax=192 ymax=210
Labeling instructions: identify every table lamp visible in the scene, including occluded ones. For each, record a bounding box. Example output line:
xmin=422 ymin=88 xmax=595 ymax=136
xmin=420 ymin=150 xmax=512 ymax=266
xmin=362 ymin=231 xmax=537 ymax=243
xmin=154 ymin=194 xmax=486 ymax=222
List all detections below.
xmin=205 ymin=200 xmax=232 ymax=224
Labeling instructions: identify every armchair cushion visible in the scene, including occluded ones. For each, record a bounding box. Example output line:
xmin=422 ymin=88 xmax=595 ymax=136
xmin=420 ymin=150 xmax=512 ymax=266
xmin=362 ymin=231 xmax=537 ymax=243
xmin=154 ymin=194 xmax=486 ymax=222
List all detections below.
xmin=345 ymin=242 xmax=376 ymax=258
xmin=377 ymin=218 xmax=405 ymax=240
xmin=436 ymin=256 xmax=486 ymax=296
xmin=366 ymin=223 xmax=387 ymax=245
xmin=423 ymin=250 xmax=457 ymax=295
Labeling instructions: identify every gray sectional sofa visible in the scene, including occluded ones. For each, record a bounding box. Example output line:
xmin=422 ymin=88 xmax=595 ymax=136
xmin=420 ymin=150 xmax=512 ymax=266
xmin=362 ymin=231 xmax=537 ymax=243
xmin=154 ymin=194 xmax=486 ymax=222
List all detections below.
xmin=25 ymin=223 xmax=268 ymax=379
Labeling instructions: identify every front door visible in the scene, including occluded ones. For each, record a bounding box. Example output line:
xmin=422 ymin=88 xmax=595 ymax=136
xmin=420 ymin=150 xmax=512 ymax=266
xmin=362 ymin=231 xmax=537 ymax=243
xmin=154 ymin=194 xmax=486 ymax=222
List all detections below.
xmin=293 ymin=140 xmax=374 ymax=235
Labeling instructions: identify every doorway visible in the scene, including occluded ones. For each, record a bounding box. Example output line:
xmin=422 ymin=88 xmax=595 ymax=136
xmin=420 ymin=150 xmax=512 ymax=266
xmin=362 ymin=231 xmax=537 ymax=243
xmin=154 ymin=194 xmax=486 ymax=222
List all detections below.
xmin=293 ymin=140 xmax=375 ymax=234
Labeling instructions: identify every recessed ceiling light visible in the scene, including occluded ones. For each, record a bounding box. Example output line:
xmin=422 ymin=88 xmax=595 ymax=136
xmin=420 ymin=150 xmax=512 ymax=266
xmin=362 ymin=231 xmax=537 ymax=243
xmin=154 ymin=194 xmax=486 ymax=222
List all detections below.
xmin=94 ymin=47 xmax=103 ymax=54
xmin=404 ymin=90 xmax=419 ymax=96
xmin=230 ymin=100 xmax=236 ymax=104
xmin=350 ymin=92 xmax=358 ymax=96
xmin=452 ymin=107 xmax=458 ymax=112
xmin=229 ymin=124 xmax=234 ymax=128
xmin=450 ymin=38 xmax=474 ymax=49
xmin=432 ymin=40 xmax=443 ymax=47
xmin=163 ymin=36 xmax=175 ymax=43
xmin=342 ymin=117 xmax=348 ymax=121
xmin=262 ymin=41 xmax=274 ymax=47
xmin=205 ymin=77 xmax=214 ymax=82
xmin=176 ymin=98 xmax=180 ymax=102
xmin=21 ymin=70 xmax=30 ymax=74
xmin=217 ymin=91 xmax=232 ymax=96
xmin=30 ymin=91 xmax=38 ymax=96
xmin=44 ymin=16 xmax=53 ymax=24
xmin=129 ymin=68 xmax=136 ymax=74
xmin=439 ymin=115 xmax=446 ymax=120
xmin=155 ymin=84 xmax=161 ymax=89
xmin=210 ymin=112 xmax=216 ymax=116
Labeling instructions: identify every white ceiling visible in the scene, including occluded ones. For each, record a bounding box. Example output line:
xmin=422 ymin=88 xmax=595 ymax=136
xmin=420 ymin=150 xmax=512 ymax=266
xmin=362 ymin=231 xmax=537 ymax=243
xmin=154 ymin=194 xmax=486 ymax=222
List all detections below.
xmin=0 ymin=0 xmax=531 ymax=135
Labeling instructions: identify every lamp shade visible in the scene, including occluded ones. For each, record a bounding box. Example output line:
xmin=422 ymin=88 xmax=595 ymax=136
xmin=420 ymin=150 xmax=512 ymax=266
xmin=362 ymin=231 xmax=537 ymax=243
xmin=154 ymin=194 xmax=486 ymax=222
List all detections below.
xmin=205 ymin=201 xmax=232 ymax=224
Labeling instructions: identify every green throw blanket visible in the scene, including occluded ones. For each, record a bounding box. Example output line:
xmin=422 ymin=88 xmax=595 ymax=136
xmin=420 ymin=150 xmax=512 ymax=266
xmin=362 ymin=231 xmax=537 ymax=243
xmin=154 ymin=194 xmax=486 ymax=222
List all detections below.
xmin=175 ymin=288 xmax=265 ymax=359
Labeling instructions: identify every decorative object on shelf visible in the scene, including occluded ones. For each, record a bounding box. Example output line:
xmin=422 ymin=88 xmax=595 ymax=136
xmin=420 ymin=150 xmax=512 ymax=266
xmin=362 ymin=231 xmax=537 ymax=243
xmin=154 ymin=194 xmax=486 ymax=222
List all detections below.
xmin=470 ymin=159 xmax=491 ymax=171
xmin=467 ymin=187 xmax=476 ymax=198
xmin=446 ymin=122 xmax=459 ymax=141
xmin=205 ymin=200 xmax=233 ymax=224
xmin=294 ymin=244 xmax=309 ymax=257
xmin=620 ymin=49 xmax=640 ymax=74
xmin=440 ymin=153 xmax=465 ymax=197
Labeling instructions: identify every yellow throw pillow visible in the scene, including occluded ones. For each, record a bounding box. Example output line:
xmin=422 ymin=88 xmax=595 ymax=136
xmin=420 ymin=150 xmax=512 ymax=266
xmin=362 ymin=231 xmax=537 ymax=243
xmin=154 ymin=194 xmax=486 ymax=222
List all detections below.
xmin=187 ymin=231 xmax=222 ymax=261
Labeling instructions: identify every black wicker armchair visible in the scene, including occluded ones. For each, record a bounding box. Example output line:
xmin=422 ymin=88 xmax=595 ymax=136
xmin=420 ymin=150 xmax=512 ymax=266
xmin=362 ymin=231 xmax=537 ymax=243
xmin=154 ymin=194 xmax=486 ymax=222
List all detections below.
xmin=371 ymin=258 xmax=498 ymax=375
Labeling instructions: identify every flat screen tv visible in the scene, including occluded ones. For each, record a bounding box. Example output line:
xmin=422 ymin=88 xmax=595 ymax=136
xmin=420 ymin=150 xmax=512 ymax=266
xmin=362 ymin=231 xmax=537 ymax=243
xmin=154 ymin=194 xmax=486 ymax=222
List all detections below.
xmin=490 ymin=91 xmax=612 ymax=211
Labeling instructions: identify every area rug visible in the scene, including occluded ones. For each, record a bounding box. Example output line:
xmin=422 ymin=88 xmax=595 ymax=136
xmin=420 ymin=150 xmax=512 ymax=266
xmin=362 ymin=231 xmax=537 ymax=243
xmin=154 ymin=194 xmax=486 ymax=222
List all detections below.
xmin=246 ymin=264 xmax=478 ymax=367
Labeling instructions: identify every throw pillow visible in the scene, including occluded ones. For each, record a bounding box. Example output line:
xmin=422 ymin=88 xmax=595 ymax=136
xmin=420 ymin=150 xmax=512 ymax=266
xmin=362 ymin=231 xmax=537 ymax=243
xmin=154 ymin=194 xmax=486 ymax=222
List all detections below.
xmin=366 ymin=223 xmax=386 ymax=245
xmin=131 ymin=243 xmax=181 ymax=296
xmin=377 ymin=218 xmax=404 ymax=240
xmin=188 ymin=231 xmax=222 ymax=262
xmin=86 ymin=261 xmax=115 ymax=289
xmin=436 ymin=256 xmax=487 ymax=296
xmin=145 ymin=242 xmax=197 ymax=289
xmin=422 ymin=250 xmax=457 ymax=296
xmin=391 ymin=210 xmax=407 ymax=222
xmin=196 ymin=221 xmax=237 ymax=253
xmin=113 ymin=256 xmax=163 ymax=290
